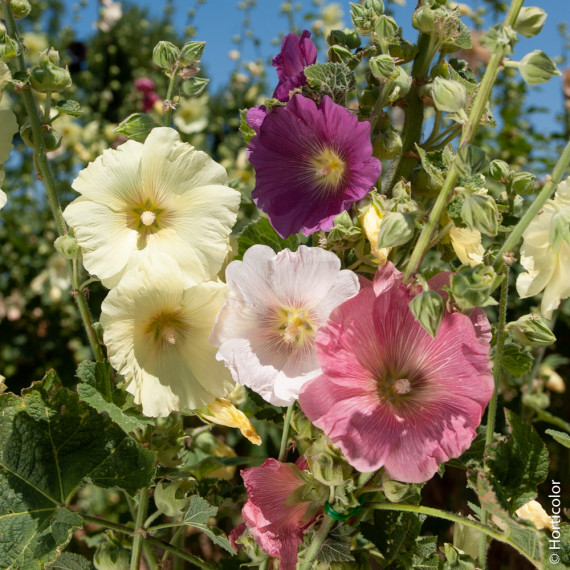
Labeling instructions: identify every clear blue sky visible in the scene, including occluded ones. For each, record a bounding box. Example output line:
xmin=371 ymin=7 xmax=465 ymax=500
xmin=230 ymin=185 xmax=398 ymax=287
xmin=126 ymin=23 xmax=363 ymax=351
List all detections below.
xmin=63 ymin=0 xmax=568 ymax=135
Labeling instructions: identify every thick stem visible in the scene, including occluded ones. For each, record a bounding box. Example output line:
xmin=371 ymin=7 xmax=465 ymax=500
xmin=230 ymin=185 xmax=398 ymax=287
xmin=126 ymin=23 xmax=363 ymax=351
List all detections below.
xmin=277 ymin=403 xmax=295 ymax=462
xmin=403 ymin=0 xmax=526 ymax=280
xmin=130 ymin=488 xmax=150 ymax=570
xmin=478 ymin=266 xmax=509 ymax=568
xmin=493 ymin=138 xmax=570 ymax=271
xmin=299 ymin=515 xmax=335 ymax=570
xmin=163 ymin=72 xmax=179 ymax=127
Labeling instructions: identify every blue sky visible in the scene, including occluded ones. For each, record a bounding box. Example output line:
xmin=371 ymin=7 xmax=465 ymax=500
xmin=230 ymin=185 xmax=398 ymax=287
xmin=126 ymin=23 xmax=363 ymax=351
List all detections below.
xmin=64 ymin=0 xmax=568 ymax=135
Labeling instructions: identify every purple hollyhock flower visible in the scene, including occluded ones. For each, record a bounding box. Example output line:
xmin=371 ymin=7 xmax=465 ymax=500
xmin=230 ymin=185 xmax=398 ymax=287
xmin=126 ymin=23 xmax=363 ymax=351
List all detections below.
xmin=272 ymin=30 xmax=317 ymax=101
xmin=248 ymin=94 xmax=381 ymax=238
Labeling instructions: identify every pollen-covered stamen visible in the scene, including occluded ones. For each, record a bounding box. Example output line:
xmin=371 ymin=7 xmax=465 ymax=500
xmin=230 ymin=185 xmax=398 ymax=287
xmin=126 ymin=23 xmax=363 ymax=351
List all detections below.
xmin=278 ymin=308 xmax=314 ymax=345
xmin=392 ymin=378 xmax=412 ymax=395
xmin=161 ymin=325 xmax=177 ymax=345
xmin=310 ymin=147 xmax=345 ymax=191
xmin=140 ymin=210 xmax=156 ymax=226
xmin=380 ymin=371 xmax=415 ymax=403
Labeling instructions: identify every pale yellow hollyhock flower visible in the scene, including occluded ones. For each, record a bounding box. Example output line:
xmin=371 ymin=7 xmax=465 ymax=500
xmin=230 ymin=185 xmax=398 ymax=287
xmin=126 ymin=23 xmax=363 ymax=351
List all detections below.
xmin=63 ymin=127 xmax=240 ymax=288
xmin=516 ymin=177 xmax=570 ymax=318
xmin=449 ymin=226 xmax=485 ymax=266
xmin=0 ymin=63 xmax=18 ymax=209
xmin=197 ymin=398 xmax=261 ymax=445
xmin=360 ymin=203 xmax=390 ymax=264
xmin=100 ymin=253 xmax=235 ymax=417
xmin=515 ymin=500 xmax=553 ymax=531
xmin=173 ymin=95 xmax=209 ymax=135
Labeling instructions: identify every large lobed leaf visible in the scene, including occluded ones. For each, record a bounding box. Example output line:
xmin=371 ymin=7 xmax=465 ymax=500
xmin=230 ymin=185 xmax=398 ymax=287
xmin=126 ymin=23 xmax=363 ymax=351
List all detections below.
xmin=0 ymin=371 xmax=155 ymax=569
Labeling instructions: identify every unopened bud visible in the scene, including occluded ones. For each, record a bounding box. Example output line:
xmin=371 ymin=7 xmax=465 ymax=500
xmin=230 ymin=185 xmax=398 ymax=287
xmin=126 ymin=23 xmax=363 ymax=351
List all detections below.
xmin=179 ymin=41 xmax=205 ymax=66
xmin=152 ymin=41 xmax=180 ymax=71
xmin=327 ymin=29 xmax=347 ymax=47
xmin=54 ymin=234 xmax=81 ymax=260
xmin=373 ymin=129 xmax=402 ymax=159
xmin=510 ymin=171 xmax=535 ymax=195
xmin=329 ymin=45 xmax=359 ymax=69
xmin=359 ymin=203 xmax=391 ymax=264
xmin=432 ymin=77 xmax=467 ymax=114
xmin=0 ymin=30 xmax=19 ymax=60
xmin=29 ymin=52 xmax=72 ymax=93
xmin=369 ymin=54 xmax=397 ymax=80
xmin=412 ymin=4 xmax=436 ymax=34
xmin=514 ymin=7 xmax=547 ymax=39
xmin=20 ymin=123 xmax=62 ymax=150
xmin=39 ymin=47 xmax=60 ymax=66
xmin=508 ymin=314 xmax=556 ymax=347
xmin=488 ymin=159 xmax=510 ymax=182
xmin=409 ymin=289 xmax=445 ymax=338
xmin=518 ymin=50 xmax=561 ymax=86
xmin=388 ymin=39 xmax=418 ymax=63
xmin=366 ymin=0 xmax=385 ymax=16
xmin=376 ymin=211 xmax=415 ymax=249
xmin=460 ymin=191 xmax=499 ymax=237
xmin=386 ymin=66 xmax=412 ymax=102
xmin=374 ymin=15 xmax=399 ymax=44
xmin=450 ymin=265 xmax=502 ymax=311
xmin=0 ymin=0 xmax=32 ymax=20
xmin=350 ymin=3 xmax=374 ymax=35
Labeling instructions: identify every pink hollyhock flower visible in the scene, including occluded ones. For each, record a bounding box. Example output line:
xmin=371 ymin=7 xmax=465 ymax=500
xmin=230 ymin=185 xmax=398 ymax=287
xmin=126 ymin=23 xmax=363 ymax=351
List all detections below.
xmin=241 ymin=457 xmax=317 ymax=570
xmin=299 ymin=262 xmax=494 ymax=484
xmin=272 ymin=30 xmax=317 ymax=101
xmin=248 ymin=94 xmax=381 ymax=238
xmin=210 ymin=244 xmax=360 ymax=406
xmin=134 ymin=77 xmax=155 ymax=93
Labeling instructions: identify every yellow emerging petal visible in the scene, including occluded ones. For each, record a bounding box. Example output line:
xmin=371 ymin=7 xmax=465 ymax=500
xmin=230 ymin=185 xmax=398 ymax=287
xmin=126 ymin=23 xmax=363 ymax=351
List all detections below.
xmin=515 ymin=500 xmax=553 ymax=531
xmin=198 ymin=398 xmax=262 ymax=445
xmin=450 ymin=226 xmax=484 ymax=266
xmin=360 ymin=203 xmax=391 ymax=264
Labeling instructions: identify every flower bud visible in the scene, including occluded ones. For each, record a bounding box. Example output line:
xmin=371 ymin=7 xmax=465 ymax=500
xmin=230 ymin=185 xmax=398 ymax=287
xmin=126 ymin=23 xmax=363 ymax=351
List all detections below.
xmin=374 ymin=15 xmax=399 ymax=44
xmin=39 ymin=47 xmax=60 ymax=66
xmin=94 ymin=540 xmax=130 ymax=570
xmin=328 ymin=45 xmax=359 ymax=69
xmin=366 ymin=0 xmax=385 ymax=16
xmin=29 ymin=51 xmax=72 ymax=93
xmin=386 ymin=66 xmax=412 ymax=102
xmin=359 ymin=202 xmax=391 ymax=264
xmin=179 ymin=40 xmax=205 ymax=65
xmin=412 ymin=4 xmax=436 ymax=34
xmin=488 ymin=159 xmax=510 ymax=182
xmin=181 ymin=76 xmax=209 ymax=97
xmin=509 ymin=314 xmax=556 ymax=347
xmin=152 ymin=40 xmax=180 ymax=71
xmin=388 ymin=39 xmax=418 ymax=63
xmin=54 ymin=234 xmax=81 ymax=260
xmin=350 ymin=3 xmax=374 ymax=35
xmin=327 ymin=29 xmax=347 ymax=47
xmin=376 ymin=211 xmax=415 ymax=249
xmin=0 ymin=30 xmax=19 ymax=60
xmin=518 ymin=50 xmax=561 ymax=86
xmin=510 ymin=171 xmax=535 ymax=195
xmin=0 ymin=0 xmax=32 ymax=20
xmin=450 ymin=265 xmax=502 ymax=311
xmin=369 ymin=54 xmax=397 ymax=80
xmin=460 ymin=191 xmax=499 ymax=236
xmin=431 ymin=77 xmax=467 ymax=114
xmin=20 ymin=123 xmax=62 ymax=151
xmin=372 ymin=128 xmax=402 ymax=160
xmin=481 ymin=24 xmax=517 ymax=55
xmin=409 ymin=289 xmax=445 ymax=338
xmin=514 ymin=7 xmax=547 ymax=39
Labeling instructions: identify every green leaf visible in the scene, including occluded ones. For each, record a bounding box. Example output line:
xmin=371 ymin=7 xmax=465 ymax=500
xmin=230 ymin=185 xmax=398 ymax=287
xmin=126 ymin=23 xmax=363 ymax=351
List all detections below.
xmin=415 ymin=144 xmax=454 ymax=188
xmin=501 ymin=344 xmax=533 ymax=376
xmin=76 ymin=360 xmax=153 ymax=434
xmin=485 ymin=409 xmax=549 ymax=512
xmin=54 ymin=100 xmax=83 ymax=117
xmin=183 ymin=496 xmax=235 ymax=554
xmin=236 ymin=216 xmax=299 ymax=260
xmin=304 ymin=62 xmax=356 ymax=99
xmin=239 ymin=109 xmax=257 ymax=145
xmin=315 ymin=523 xmax=355 ymax=564
xmin=545 ymin=429 xmax=570 ymax=448
xmin=182 ymin=76 xmax=209 ymax=97
xmin=114 ymin=113 xmax=159 ymax=142
xmin=413 ymin=536 xmax=443 ymax=569
xmin=442 ymin=543 xmax=476 ymax=569
xmin=0 ymin=371 xmax=155 ymax=569
xmin=46 ymin=552 xmax=94 ymax=569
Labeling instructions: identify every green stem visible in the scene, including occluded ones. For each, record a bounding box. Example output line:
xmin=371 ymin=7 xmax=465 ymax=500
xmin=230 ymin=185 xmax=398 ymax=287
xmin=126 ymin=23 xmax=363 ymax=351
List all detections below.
xmin=423 ymin=110 xmax=442 ymax=146
xmin=259 ymin=556 xmax=270 ymax=570
xmin=368 ymin=502 xmax=538 ymax=567
xmin=142 ymin=540 xmax=159 ymax=570
xmin=478 ymin=266 xmax=509 ymax=568
xmin=493 ymin=138 xmax=570 ymax=271
xmin=163 ymin=72 xmax=179 ymax=127
xmin=403 ymin=0 xmax=525 ymax=281
xmin=130 ymin=488 xmax=150 ymax=570
xmin=299 ymin=515 xmax=335 ymax=570
xmin=43 ymin=91 xmax=52 ymax=123
xmin=277 ymin=403 xmax=295 ymax=462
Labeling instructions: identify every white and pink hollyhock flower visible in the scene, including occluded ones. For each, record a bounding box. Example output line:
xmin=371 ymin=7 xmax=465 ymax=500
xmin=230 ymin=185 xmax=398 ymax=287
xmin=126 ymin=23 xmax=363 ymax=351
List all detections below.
xmin=241 ymin=457 xmax=319 ymax=570
xmin=299 ymin=262 xmax=494 ymax=484
xmin=210 ymin=244 xmax=360 ymax=406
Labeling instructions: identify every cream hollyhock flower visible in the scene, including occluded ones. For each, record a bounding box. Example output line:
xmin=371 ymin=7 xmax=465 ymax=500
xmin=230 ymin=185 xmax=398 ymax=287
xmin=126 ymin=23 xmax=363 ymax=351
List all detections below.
xmin=100 ymin=253 xmax=235 ymax=417
xmin=516 ymin=177 xmax=570 ymax=318
xmin=0 ymin=62 xmax=19 ymax=209
xmin=63 ymin=127 xmax=240 ymax=288
xmin=173 ymin=95 xmax=209 ymax=135
xmin=449 ymin=226 xmax=485 ymax=266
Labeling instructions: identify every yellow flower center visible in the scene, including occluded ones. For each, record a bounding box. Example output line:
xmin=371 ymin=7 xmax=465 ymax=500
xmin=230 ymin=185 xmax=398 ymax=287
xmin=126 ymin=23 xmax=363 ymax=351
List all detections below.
xmin=278 ymin=308 xmax=314 ymax=345
xmin=128 ymin=198 xmax=165 ymax=235
xmin=146 ymin=311 xmax=187 ymax=348
xmin=310 ymin=147 xmax=345 ymax=192
xmin=140 ymin=210 xmax=156 ymax=226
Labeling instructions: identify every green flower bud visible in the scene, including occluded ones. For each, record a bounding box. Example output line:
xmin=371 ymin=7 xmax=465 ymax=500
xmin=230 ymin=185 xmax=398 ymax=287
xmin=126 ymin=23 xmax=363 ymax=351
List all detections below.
xmin=350 ymin=3 xmax=374 ymax=35
xmin=409 ymin=289 xmax=445 ymax=338
xmin=376 ymin=211 xmax=415 ymax=249
xmin=179 ymin=41 xmax=205 ymax=65
xmin=460 ymin=191 xmax=499 ymax=236
xmin=373 ymin=128 xmax=402 ymax=159
xmin=358 ymin=85 xmax=379 ymax=110
xmin=329 ymin=45 xmax=359 ymax=69
xmin=327 ymin=29 xmax=347 ymax=47
xmin=344 ymin=30 xmax=362 ymax=50
xmin=20 ymin=123 xmax=62 ymax=150
xmin=410 ymin=167 xmax=440 ymax=197
xmin=549 ymin=207 xmax=570 ymax=250
xmin=482 ymin=24 xmax=518 ymax=55
xmin=431 ymin=77 xmax=466 ymax=114
xmin=94 ymin=540 xmax=130 ymax=570
xmin=369 ymin=54 xmax=397 ymax=80
xmin=365 ymin=0 xmax=384 ymax=16
xmin=412 ymin=4 xmax=436 ymax=34
xmin=29 ymin=51 xmax=72 ymax=93
xmin=0 ymin=0 xmax=31 ymax=20
xmin=488 ymin=159 xmax=510 ymax=182
xmin=181 ymin=76 xmax=209 ymax=97
xmin=514 ymin=7 xmax=547 ymax=39
xmin=450 ymin=265 xmax=502 ymax=311
xmin=152 ymin=40 xmax=180 ymax=71
xmin=54 ymin=234 xmax=81 ymax=260
xmin=510 ymin=171 xmax=535 ymax=195
xmin=386 ymin=66 xmax=412 ymax=102
xmin=518 ymin=50 xmax=561 ymax=86
xmin=508 ymin=314 xmax=556 ymax=347
xmin=388 ymin=39 xmax=418 ymax=63
xmin=374 ymin=15 xmax=399 ymax=43
xmin=0 ymin=30 xmax=19 ymax=60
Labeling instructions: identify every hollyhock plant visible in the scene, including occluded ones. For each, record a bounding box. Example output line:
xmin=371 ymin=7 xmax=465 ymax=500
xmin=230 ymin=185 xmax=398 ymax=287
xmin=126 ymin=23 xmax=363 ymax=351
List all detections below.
xmin=100 ymin=253 xmax=235 ymax=416
xmin=248 ymin=94 xmax=381 ymax=237
xmin=516 ymin=176 xmax=570 ymax=318
xmin=63 ymin=127 xmax=240 ymax=288
xmin=272 ymin=30 xmax=317 ymax=101
xmin=299 ymin=262 xmax=494 ymax=484
xmin=210 ymin=244 xmax=360 ymax=406
xmin=241 ymin=457 xmax=322 ymax=570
